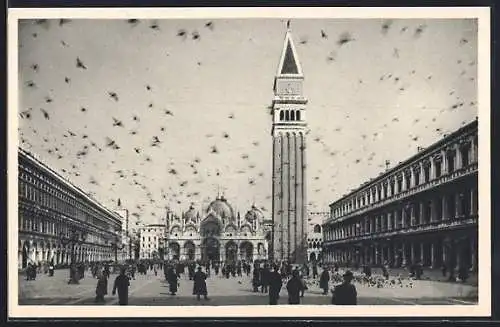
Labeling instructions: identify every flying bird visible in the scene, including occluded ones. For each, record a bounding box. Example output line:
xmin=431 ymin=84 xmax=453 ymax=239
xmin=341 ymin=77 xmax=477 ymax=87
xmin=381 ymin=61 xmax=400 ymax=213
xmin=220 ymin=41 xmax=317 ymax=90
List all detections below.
xmin=205 ymin=21 xmax=214 ymax=30
xmin=177 ymin=29 xmax=187 ymax=39
xmin=337 ymin=32 xmax=354 ymax=46
xmin=40 ymin=108 xmax=50 ymax=120
xmin=108 ymin=91 xmax=119 ymax=101
xmin=381 ymin=20 xmax=392 ymax=34
xmin=112 ymin=117 xmax=123 ymax=127
xmin=76 ymin=57 xmax=87 ymax=69
xmin=321 ymin=29 xmax=328 ymax=39
xmin=393 ymin=48 xmax=400 ymax=58
xmin=150 ymin=22 xmax=160 ymax=30
xmin=414 ymin=24 xmax=426 ymax=37
xmin=192 ymin=31 xmax=200 ymax=40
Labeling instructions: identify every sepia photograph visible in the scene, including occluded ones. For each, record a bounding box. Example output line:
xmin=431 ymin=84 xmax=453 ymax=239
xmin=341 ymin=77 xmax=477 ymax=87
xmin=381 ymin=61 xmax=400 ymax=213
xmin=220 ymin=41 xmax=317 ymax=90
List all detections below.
xmin=8 ymin=7 xmax=490 ymax=318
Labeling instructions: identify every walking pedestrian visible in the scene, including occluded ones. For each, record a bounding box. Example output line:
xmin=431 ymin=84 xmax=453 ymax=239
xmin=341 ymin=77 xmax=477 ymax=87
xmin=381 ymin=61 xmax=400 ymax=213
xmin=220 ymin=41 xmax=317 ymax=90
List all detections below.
xmin=112 ymin=267 xmax=130 ymax=305
xmin=382 ymin=261 xmax=390 ymax=280
xmin=312 ymin=263 xmax=318 ymax=279
xmin=167 ymin=265 xmax=179 ymax=295
xmin=95 ymin=271 xmax=108 ymax=303
xmin=48 ymin=259 xmax=55 ymax=277
xmin=319 ymin=268 xmax=330 ymax=295
xmin=331 ymin=270 xmax=357 ymax=305
xmin=268 ymin=265 xmax=282 ymax=305
xmin=252 ymin=263 xmax=260 ymax=292
xmin=261 ymin=264 xmax=270 ymax=293
xmin=193 ymin=266 xmax=209 ymax=301
xmin=286 ymin=270 xmax=303 ymax=304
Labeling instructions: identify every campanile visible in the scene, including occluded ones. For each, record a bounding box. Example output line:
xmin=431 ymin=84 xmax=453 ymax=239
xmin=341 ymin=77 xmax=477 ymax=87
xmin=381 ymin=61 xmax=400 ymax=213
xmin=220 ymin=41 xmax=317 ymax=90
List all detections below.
xmin=270 ymin=24 xmax=308 ymax=264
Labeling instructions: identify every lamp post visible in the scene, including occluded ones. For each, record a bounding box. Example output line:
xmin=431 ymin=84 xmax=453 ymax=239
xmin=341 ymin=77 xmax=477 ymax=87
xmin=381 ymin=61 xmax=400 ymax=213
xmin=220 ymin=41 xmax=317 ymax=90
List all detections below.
xmin=59 ymin=228 xmax=87 ymax=285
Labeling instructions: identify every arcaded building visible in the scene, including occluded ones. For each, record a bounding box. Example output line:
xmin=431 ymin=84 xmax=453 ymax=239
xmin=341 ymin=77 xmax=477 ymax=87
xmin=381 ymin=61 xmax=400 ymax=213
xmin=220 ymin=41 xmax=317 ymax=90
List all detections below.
xmin=18 ymin=148 xmax=123 ymax=269
xmin=322 ymin=120 xmax=478 ymax=272
xmin=164 ymin=196 xmax=272 ymax=263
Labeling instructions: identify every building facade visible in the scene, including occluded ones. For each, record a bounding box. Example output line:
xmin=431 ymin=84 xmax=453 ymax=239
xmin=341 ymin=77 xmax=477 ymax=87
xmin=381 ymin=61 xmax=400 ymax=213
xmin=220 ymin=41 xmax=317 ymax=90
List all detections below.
xmin=115 ymin=208 xmax=131 ymax=261
xmin=18 ymin=148 xmax=123 ymax=269
xmin=139 ymin=224 xmax=166 ymax=259
xmin=307 ymin=212 xmax=328 ymax=263
xmin=271 ymin=25 xmax=308 ymax=264
xmin=322 ymin=120 xmax=478 ymax=273
xmin=164 ymin=196 xmax=271 ymax=263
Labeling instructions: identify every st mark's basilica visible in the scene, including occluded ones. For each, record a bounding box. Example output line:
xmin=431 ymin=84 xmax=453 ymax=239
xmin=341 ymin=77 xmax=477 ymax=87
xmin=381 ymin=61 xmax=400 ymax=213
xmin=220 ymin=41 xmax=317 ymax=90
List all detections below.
xmin=162 ymin=196 xmax=273 ymax=263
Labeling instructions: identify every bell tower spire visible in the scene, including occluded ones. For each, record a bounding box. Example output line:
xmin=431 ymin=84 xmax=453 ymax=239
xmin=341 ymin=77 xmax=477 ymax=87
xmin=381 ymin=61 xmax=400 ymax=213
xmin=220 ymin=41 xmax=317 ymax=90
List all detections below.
xmin=270 ymin=23 xmax=308 ymax=265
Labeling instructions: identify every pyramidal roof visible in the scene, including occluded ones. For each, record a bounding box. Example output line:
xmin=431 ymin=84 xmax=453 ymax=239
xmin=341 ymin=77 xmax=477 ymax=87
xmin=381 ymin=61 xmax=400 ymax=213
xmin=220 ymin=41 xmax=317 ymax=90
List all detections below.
xmin=276 ymin=28 xmax=303 ymax=77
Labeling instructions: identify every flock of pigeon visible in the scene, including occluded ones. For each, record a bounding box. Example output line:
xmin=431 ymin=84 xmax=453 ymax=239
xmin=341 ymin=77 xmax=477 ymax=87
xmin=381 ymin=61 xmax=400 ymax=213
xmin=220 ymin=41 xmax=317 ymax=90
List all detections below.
xmin=18 ymin=18 xmax=477 ymax=225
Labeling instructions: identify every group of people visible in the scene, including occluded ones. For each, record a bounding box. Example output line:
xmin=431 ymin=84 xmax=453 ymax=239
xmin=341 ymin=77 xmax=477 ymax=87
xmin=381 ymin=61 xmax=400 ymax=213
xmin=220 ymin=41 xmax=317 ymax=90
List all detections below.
xmin=95 ymin=266 xmax=131 ymax=305
xmin=250 ymin=263 xmax=357 ymax=305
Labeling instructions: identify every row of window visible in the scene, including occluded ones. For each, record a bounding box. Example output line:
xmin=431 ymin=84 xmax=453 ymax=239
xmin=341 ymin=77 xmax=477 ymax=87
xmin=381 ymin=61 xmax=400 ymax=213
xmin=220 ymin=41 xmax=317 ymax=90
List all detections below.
xmin=278 ymin=109 xmax=302 ymax=122
xmin=308 ymin=242 xmax=322 ymax=249
xmin=19 ymin=178 xmax=117 ymax=231
xmin=19 ymin=159 xmax=119 ymax=229
xmin=19 ymin=214 xmax=112 ymax=245
xmin=325 ymin=189 xmax=478 ymax=241
xmin=331 ymin=138 xmax=476 ymax=219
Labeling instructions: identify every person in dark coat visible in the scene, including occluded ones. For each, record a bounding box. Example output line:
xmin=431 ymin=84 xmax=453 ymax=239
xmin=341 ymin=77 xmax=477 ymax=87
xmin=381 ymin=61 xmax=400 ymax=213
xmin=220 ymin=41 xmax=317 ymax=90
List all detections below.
xmin=95 ymin=271 xmax=108 ymax=303
xmin=252 ymin=264 xmax=260 ymax=292
xmin=112 ymin=267 xmax=130 ymax=305
xmin=331 ymin=271 xmax=357 ymax=305
xmin=458 ymin=265 xmax=469 ymax=283
xmin=363 ymin=265 xmax=372 ymax=277
xmin=268 ymin=265 xmax=283 ymax=305
xmin=312 ymin=264 xmax=318 ymax=279
xmin=286 ymin=270 xmax=303 ymax=304
xmin=193 ymin=266 xmax=209 ymax=300
xmin=167 ymin=266 xmax=179 ymax=295
xmin=319 ymin=268 xmax=330 ymax=295
xmin=382 ymin=262 xmax=390 ymax=280
xmin=261 ymin=264 xmax=270 ymax=293
xmin=48 ymin=259 xmax=55 ymax=277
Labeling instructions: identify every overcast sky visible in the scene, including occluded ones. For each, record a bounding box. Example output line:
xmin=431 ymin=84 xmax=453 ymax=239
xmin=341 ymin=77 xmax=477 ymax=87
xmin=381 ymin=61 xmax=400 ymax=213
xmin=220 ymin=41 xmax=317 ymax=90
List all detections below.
xmin=17 ymin=18 xmax=477 ymax=225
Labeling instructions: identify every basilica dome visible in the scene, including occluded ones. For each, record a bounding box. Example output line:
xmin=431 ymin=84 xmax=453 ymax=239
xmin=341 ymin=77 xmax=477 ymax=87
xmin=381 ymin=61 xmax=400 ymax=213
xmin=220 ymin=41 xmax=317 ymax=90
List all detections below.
xmin=183 ymin=205 xmax=197 ymax=223
xmin=206 ymin=196 xmax=235 ymax=221
xmin=245 ymin=205 xmax=264 ymax=222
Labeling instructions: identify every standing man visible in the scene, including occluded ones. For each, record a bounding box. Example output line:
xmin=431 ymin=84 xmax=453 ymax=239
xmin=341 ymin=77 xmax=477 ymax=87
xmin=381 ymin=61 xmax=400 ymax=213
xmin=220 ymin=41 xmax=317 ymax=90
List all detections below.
xmin=331 ymin=270 xmax=357 ymax=305
xmin=193 ymin=266 xmax=209 ymax=301
xmin=48 ymin=259 xmax=55 ymax=277
xmin=252 ymin=263 xmax=260 ymax=292
xmin=268 ymin=265 xmax=282 ymax=305
xmin=112 ymin=267 xmax=131 ymax=305
xmin=286 ymin=270 xmax=303 ymax=305
xmin=167 ymin=265 xmax=179 ymax=295
xmin=312 ymin=263 xmax=318 ymax=279
xmin=261 ymin=264 xmax=270 ymax=293
xmin=95 ymin=270 xmax=108 ymax=303
xmin=319 ymin=267 xmax=330 ymax=295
